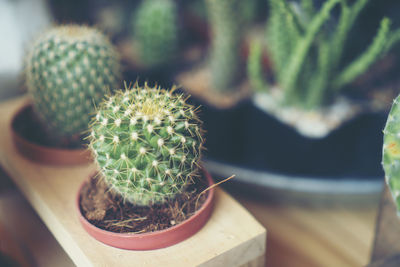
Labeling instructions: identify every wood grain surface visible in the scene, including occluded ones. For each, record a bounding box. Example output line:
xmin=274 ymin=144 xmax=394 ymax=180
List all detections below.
xmin=0 ymin=96 xmax=266 ymax=267
xmin=0 ymin=96 xmax=381 ymax=267
xmin=366 ymin=184 xmax=400 ymax=266
xmin=0 ymin=177 xmax=380 ymax=267
xmin=370 ymin=184 xmax=400 ymax=261
xmin=235 ymin=194 xmax=378 ymax=267
xmin=0 ymin=189 xmax=74 ymax=267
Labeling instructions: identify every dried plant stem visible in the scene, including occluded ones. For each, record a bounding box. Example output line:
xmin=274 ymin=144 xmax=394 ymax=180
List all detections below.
xmin=195 ymin=175 xmax=236 ymax=209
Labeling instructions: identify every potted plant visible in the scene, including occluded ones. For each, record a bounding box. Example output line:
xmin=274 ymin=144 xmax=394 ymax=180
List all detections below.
xmin=176 ymin=0 xmax=253 ymax=108
xmin=77 ymin=83 xmax=215 ymax=250
xmin=12 ymin=24 xmax=122 ymax=165
xmin=248 ymin=0 xmax=400 ymax=119
xmin=131 ymin=0 xmax=179 ymax=69
xmin=210 ymin=0 xmax=400 ymax=196
xmin=119 ymin=0 xmax=180 ymax=85
xmin=173 ymin=1 xmax=266 ymax=184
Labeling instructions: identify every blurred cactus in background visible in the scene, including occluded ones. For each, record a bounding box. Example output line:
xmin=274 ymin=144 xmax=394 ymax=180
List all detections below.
xmin=25 ymin=25 xmax=121 ymax=141
xmin=133 ymin=0 xmax=179 ymax=68
xmin=239 ymin=0 xmax=260 ymax=26
xmin=89 ymin=83 xmax=204 ymax=206
xmin=248 ymin=0 xmax=400 ymax=109
xmin=205 ymin=0 xmax=244 ymax=92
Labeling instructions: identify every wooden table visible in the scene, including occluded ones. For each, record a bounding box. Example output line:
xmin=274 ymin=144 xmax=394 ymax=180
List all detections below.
xmin=366 ymin=185 xmax=400 ymax=267
xmin=0 ymin=174 xmax=379 ymax=267
xmin=0 ymin=97 xmax=379 ymax=267
xmin=236 ymin=194 xmax=378 ymax=267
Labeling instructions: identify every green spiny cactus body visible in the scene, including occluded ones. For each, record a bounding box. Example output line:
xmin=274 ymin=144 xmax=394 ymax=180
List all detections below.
xmin=133 ymin=0 xmax=178 ymax=68
xmin=206 ymin=0 xmax=243 ymax=92
xmin=89 ymin=83 xmax=204 ymax=206
xmin=248 ymin=0 xmax=400 ymax=109
xmin=383 ymin=95 xmax=400 ymax=213
xmin=26 ymin=25 xmax=121 ymax=139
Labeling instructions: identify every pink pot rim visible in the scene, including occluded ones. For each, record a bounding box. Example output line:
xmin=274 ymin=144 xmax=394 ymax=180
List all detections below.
xmin=11 ymin=103 xmax=92 ymax=165
xmin=76 ymin=168 xmax=215 ymax=250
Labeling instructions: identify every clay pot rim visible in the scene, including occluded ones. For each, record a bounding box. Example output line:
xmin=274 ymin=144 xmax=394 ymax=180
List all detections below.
xmin=76 ymin=168 xmax=215 ymax=248
xmin=11 ymin=102 xmax=92 ymax=165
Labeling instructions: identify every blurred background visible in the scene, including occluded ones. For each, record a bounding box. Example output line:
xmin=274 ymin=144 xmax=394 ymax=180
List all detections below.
xmin=2 ymin=0 xmax=400 ymax=266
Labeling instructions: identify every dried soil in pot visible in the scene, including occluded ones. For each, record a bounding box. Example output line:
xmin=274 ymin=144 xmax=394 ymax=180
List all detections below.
xmin=79 ymin=173 xmax=210 ymax=234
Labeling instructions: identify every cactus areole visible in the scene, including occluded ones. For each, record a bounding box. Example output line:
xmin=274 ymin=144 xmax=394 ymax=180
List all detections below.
xmin=88 ymin=83 xmax=204 ymax=206
xmin=383 ymin=95 xmax=400 ymax=214
xmin=25 ymin=25 xmax=121 ymax=140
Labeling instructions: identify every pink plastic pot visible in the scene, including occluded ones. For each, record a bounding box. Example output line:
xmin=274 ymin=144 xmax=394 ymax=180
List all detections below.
xmin=11 ymin=104 xmax=92 ymax=165
xmin=77 ymin=169 xmax=215 ymax=250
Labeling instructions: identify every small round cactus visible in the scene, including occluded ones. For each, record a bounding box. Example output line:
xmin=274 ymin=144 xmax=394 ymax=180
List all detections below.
xmin=25 ymin=25 xmax=121 ymax=140
xmin=133 ymin=0 xmax=178 ymax=68
xmin=383 ymin=95 xmax=400 ymax=214
xmin=89 ymin=83 xmax=204 ymax=206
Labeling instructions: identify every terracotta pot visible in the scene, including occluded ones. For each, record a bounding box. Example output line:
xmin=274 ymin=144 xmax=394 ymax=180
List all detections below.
xmin=11 ymin=104 xmax=92 ymax=165
xmin=77 ymin=169 xmax=215 ymax=250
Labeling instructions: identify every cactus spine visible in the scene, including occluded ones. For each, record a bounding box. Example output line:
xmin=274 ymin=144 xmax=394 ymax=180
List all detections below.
xmin=25 ymin=25 xmax=121 ymax=140
xmin=88 ymin=83 xmax=204 ymax=206
xmin=248 ymin=0 xmax=400 ymax=109
xmin=383 ymin=95 xmax=400 ymax=214
xmin=206 ymin=0 xmax=243 ymax=92
xmin=133 ymin=0 xmax=179 ymax=68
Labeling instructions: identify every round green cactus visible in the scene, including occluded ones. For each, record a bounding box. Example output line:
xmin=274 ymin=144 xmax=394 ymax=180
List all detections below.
xmin=88 ymin=83 xmax=204 ymax=206
xmin=25 ymin=25 xmax=121 ymax=140
xmin=383 ymin=95 xmax=400 ymax=214
xmin=133 ymin=0 xmax=178 ymax=68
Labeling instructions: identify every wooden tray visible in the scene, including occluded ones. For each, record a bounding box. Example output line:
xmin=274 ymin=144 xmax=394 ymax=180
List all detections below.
xmin=0 ymin=96 xmax=266 ymax=267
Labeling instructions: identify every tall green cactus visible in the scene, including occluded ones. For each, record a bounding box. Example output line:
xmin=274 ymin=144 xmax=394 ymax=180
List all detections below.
xmin=248 ymin=0 xmax=400 ymax=109
xmin=383 ymin=95 xmax=400 ymax=214
xmin=133 ymin=0 xmax=178 ymax=68
xmin=88 ymin=83 xmax=204 ymax=206
xmin=206 ymin=0 xmax=243 ymax=92
xmin=25 ymin=25 xmax=121 ymax=140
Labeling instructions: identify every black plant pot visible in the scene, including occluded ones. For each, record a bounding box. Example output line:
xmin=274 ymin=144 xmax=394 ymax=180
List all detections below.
xmin=191 ymin=99 xmax=386 ymax=202
xmin=242 ymin=104 xmax=386 ymax=179
xmin=185 ymin=95 xmax=250 ymax=166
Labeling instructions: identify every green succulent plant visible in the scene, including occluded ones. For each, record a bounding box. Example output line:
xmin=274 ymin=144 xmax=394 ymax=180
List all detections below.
xmin=248 ymin=0 xmax=400 ymax=109
xmin=383 ymin=95 xmax=400 ymax=214
xmin=88 ymin=83 xmax=204 ymax=206
xmin=133 ymin=0 xmax=179 ymax=68
xmin=205 ymin=0 xmax=244 ymax=92
xmin=25 ymin=25 xmax=121 ymax=141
